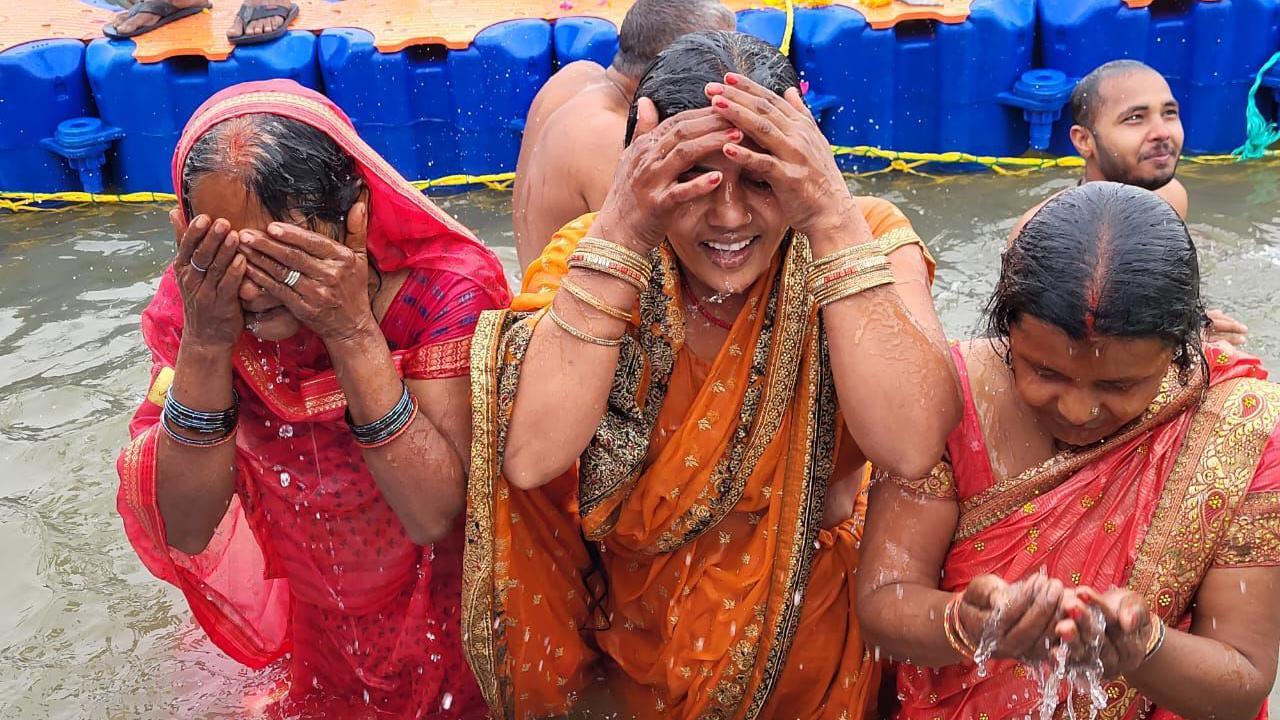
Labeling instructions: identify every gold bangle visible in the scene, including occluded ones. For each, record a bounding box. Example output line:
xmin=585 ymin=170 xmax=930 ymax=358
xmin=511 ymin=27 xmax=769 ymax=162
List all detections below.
xmin=807 ymin=241 xmax=883 ymax=277
xmin=815 ymin=268 xmax=896 ymax=307
xmin=807 ymin=254 xmax=891 ymax=289
xmin=813 ymin=265 xmax=893 ymax=297
xmin=1144 ymin=611 xmax=1166 ymax=659
xmin=579 ymin=236 xmax=651 ymax=269
xmin=817 ymin=273 xmax=895 ymax=306
xmin=943 ymin=594 xmax=975 ymax=661
xmin=559 ymin=277 xmax=634 ymax=323
xmin=567 ymin=252 xmax=649 ymax=292
xmin=545 ymin=306 xmax=625 ymax=347
xmin=576 ymin=238 xmax=654 ymax=281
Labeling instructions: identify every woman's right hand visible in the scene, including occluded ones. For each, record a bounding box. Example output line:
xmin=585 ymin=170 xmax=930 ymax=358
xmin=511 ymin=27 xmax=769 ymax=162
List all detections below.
xmin=958 ymin=573 xmax=1067 ymax=663
xmin=172 ymin=209 xmax=248 ymax=351
xmin=591 ymin=99 xmax=740 ymax=253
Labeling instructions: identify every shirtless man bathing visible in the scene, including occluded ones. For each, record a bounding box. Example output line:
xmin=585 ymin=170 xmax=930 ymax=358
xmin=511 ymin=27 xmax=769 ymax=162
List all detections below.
xmin=512 ymin=0 xmax=736 ymax=268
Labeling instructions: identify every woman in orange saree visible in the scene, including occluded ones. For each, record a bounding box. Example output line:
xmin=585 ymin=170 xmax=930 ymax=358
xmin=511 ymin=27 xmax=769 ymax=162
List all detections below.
xmin=463 ymin=31 xmax=961 ymax=719
xmin=858 ymin=182 xmax=1280 ymax=720
xmin=116 ymin=80 xmax=509 ymax=718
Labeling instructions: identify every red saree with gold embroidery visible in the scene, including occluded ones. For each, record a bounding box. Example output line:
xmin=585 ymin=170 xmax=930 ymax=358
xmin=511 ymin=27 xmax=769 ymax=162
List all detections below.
xmin=116 ymin=80 xmax=509 ymax=718
xmin=465 ymin=200 xmax=931 ymax=719
xmin=891 ymin=344 xmax=1280 ymax=720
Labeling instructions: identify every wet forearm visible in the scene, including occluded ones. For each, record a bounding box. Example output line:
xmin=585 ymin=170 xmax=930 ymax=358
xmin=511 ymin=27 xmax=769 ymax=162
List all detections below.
xmin=860 ymin=582 xmax=968 ymax=667
xmin=502 ymin=269 xmax=636 ymax=489
xmin=1124 ymin=631 xmax=1269 ymax=719
xmin=155 ymin=340 xmax=238 ymax=554
xmin=814 ymin=229 xmax=960 ymax=479
xmin=328 ymin=331 xmax=464 ymax=544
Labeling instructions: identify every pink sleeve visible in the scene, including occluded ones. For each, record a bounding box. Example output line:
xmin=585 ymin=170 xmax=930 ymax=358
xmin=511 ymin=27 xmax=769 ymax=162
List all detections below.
xmin=383 ymin=268 xmax=505 ymax=380
xmin=382 ymin=268 xmax=496 ymax=346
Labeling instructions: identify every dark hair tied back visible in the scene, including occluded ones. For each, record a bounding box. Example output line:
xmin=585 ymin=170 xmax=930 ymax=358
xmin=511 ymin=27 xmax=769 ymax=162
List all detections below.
xmin=984 ymin=181 xmax=1209 ymax=380
xmin=624 ymin=30 xmax=799 ymax=145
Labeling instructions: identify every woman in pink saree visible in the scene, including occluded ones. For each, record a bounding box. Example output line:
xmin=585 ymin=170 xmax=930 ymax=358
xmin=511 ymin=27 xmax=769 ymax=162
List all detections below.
xmin=858 ymin=182 xmax=1280 ymax=720
xmin=115 ymin=80 xmax=509 ymax=718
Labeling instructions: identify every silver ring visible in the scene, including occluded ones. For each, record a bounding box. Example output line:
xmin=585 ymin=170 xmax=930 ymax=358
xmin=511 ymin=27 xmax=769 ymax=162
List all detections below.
xmin=1090 ymin=406 xmax=1101 ymax=417
xmin=189 ymin=259 xmax=208 ymax=273
xmin=283 ymin=269 xmax=301 ymax=288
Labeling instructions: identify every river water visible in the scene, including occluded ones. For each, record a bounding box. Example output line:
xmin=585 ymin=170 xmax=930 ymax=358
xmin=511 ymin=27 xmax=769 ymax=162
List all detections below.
xmin=1 ymin=163 xmax=1277 ymax=717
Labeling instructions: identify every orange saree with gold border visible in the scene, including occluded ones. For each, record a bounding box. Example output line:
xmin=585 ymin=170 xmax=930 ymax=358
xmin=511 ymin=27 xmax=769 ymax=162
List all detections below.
xmin=465 ymin=199 xmax=930 ymax=719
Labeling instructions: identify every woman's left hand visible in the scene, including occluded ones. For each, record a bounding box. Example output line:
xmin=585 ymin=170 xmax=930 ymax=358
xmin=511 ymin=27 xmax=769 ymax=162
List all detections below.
xmin=706 ymin=73 xmax=866 ymax=244
xmin=239 ymin=200 xmax=377 ymax=345
xmin=1062 ymin=585 xmax=1157 ymax=678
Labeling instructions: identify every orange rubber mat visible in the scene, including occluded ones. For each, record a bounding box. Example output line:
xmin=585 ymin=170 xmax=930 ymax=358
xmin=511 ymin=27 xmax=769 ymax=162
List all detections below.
xmin=1 ymin=0 xmax=972 ymax=63
xmin=0 ymin=1 xmax=116 ymax=53
xmin=1123 ymin=0 xmax=1217 ymax=7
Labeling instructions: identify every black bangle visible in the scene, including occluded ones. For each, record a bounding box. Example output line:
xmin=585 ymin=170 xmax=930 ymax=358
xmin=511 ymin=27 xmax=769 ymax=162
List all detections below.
xmin=346 ymin=384 xmax=415 ymax=446
xmin=161 ymin=415 xmax=236 ymax=447
xmin=164 ymin=387 xmax=239 ymax=434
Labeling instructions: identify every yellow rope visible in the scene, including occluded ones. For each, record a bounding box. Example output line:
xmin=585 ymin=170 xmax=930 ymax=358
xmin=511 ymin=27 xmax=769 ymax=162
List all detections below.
xmin=3 ymin=148 xmax=1278 ymax=210
xmin=781 ymin=0 xmax=795 ymax=56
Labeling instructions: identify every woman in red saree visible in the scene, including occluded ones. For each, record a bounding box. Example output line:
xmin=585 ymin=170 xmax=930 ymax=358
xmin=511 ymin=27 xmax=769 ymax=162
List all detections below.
xmin=858 ymin=182 xmax=1280 ymax=720
xmin=116 ymin=80 xmax=509 ymax=718
xmin=463 ymin=31 xmax=961 ymax=719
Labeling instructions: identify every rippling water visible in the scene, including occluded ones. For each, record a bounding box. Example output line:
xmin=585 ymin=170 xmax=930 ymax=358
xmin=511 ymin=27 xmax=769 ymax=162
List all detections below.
xmin=1 ymin=164 xmax=1277 ymax=717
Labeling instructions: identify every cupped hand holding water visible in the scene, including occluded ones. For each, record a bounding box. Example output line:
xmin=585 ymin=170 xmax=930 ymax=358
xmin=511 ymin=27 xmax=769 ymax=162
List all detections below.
xmin=591 ymin=100 xmax=738 ymax=254
xmin=1059 ymin=585 xmax=1155 ymax=678
xmin=172 ymin=209 xmax=248 ymax=351
xmin=705 ymin=72 xmax=871 ymax=250
xmin=238 ymin=200 xmax=378 ymax=347
xmin=960 ymin=573 xmax=1069 ymax=664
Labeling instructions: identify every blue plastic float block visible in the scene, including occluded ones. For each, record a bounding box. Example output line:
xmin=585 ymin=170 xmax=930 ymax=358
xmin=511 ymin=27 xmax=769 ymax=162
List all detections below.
xmin=321 ymin=20 xmax=551 ymax=184
xmin=85 ymin=32 xmax=321 ymax=193
xmin=1039 ymin=0 xmax=1280 ymax=155
xmin=737 ymin=8 xmax=789 ymax=46
xmin=789 ymin=0 xmax=1036 ymax=172
xmin=0 ymin=40 xmax=95 ymax=193
xmin=553 ymin=17 xmax=618 ymax=68
xmin=551 ymin=9 xmax=784 ymax=70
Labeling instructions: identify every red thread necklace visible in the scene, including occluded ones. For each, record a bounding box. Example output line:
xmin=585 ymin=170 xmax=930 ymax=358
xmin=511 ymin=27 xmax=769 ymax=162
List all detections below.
xmin=680 ymin=273 xmax=734 ymax=331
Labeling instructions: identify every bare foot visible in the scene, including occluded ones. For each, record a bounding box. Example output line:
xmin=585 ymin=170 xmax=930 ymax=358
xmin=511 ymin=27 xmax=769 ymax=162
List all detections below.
xmin=227 ymin=0 xmax=293 ymax=41
xmin=108 ymin=0 xmax=207 ymax=36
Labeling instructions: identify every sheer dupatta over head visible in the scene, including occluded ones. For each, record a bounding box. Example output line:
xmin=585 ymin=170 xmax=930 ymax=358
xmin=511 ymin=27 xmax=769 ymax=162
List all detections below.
xmin=117 ymin=80 xmax=509 ymax=717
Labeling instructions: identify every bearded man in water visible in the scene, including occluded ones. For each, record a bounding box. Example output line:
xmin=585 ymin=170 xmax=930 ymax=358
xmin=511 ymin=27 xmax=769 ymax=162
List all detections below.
xmin=1012 ymin=59 xmax=1246 ymax=345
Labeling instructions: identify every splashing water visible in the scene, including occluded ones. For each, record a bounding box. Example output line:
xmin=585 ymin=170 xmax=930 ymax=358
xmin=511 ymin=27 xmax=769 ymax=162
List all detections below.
xmin=972 ymin=601 xmax=1004 ymax=677
xmin=1032 ymin=605 xmax=1108 ymax=720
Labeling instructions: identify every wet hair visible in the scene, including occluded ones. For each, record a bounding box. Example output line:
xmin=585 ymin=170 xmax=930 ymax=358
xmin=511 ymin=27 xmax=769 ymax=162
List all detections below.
xmin=1070 ymin=59 xmax=1161 ymax=129
xmin=611 ymin=0 xmax=737 ymax=79
xmin=624 ymin=29 xmax=799 ymax=145
xmin=985 ymin=181 xmax=1208 ymax=378
xmin=180 ymin=113 xmax=363 ymax=240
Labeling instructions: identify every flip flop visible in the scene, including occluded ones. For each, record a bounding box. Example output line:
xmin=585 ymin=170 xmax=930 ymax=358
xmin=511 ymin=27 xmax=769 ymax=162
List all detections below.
xmin=102 ymin=0 xmax=212 ymax=40
xmin=228 ymin=2 xmax=299 ymax=46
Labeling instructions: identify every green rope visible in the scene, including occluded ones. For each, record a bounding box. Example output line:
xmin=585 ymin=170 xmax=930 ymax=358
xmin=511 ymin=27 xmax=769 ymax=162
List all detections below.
xmin=1234 ymin=50 xmax=1280 ymax=161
